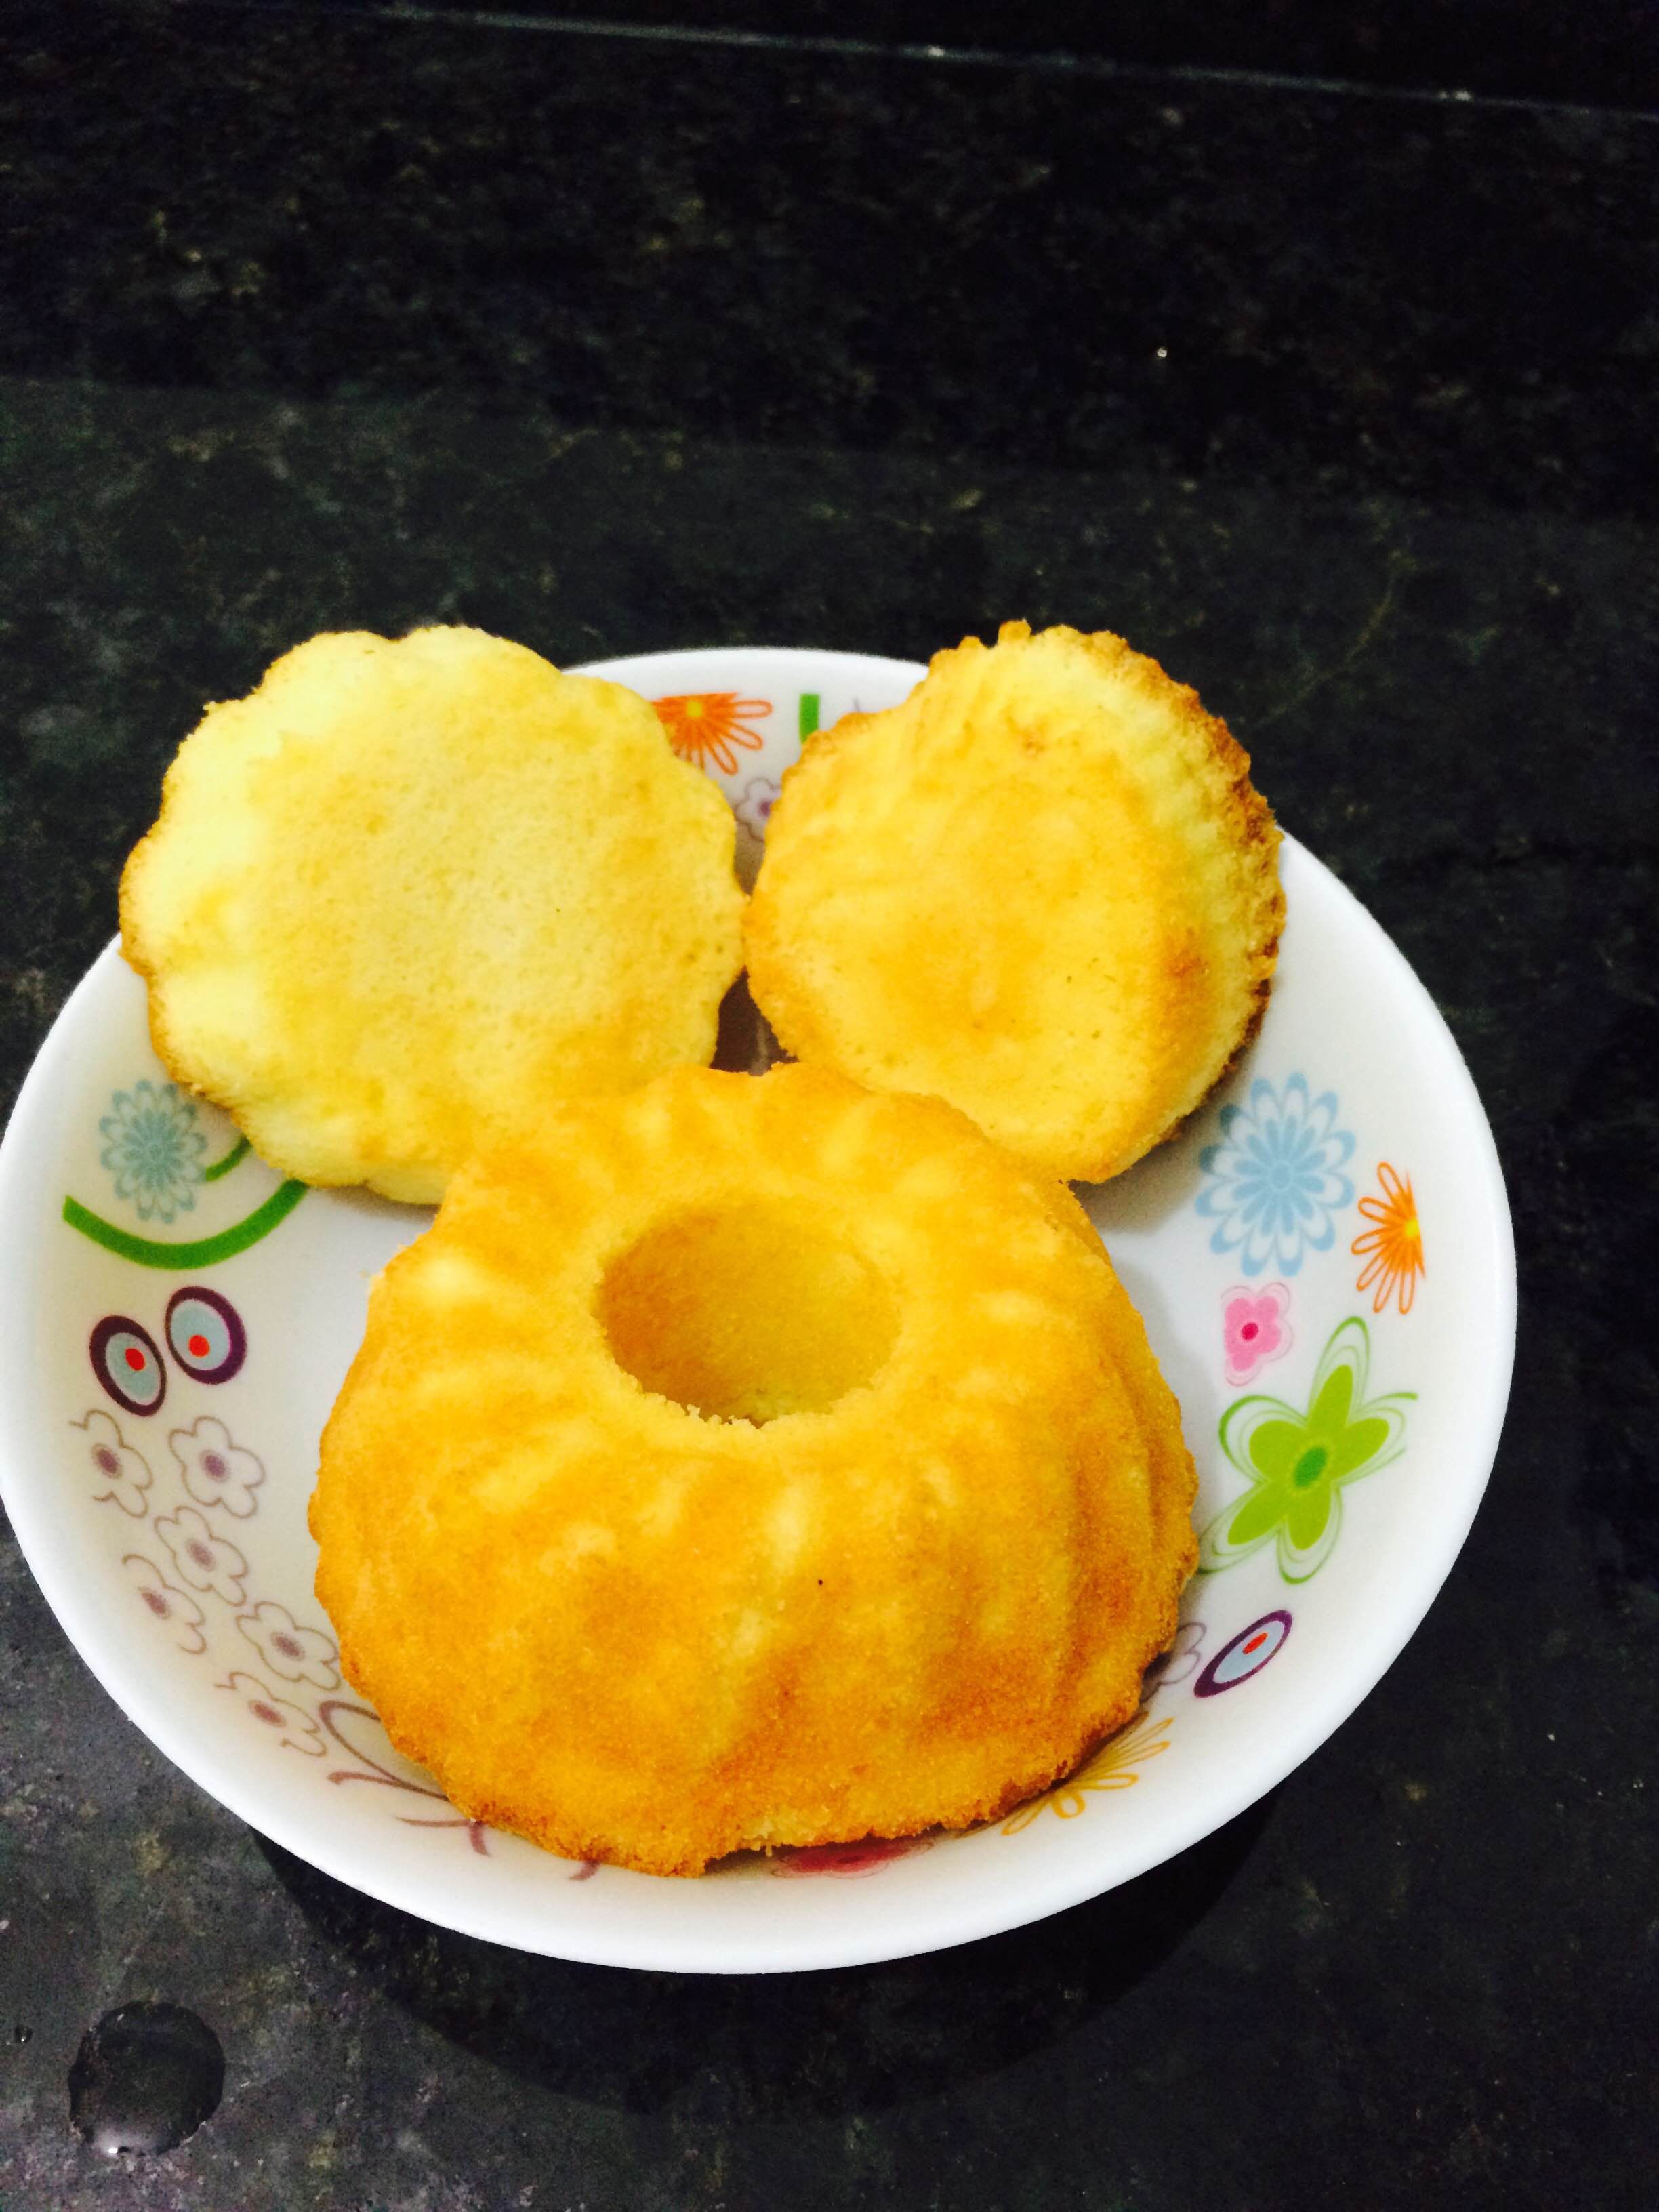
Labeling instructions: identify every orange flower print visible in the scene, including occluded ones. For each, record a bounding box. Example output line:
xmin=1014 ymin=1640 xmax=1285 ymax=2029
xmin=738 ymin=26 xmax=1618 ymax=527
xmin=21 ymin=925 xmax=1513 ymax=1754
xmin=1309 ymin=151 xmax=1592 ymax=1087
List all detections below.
xmin=1352 ymin=1162 xmax=1425 ymax=1315
xmin=1000 ymin=1709 xmax=1172 ymax=1833
xmin=651 ymin=692 xmax=771 ymax=776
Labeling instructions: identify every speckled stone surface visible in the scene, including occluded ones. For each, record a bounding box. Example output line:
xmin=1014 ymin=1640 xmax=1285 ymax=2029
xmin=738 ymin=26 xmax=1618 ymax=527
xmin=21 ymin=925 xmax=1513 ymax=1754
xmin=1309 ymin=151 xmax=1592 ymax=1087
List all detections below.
xmin=2 ymin=7 xmax=1656 ymax=2209
xmin=244 ymin=0 xmax=1659 ymax=112
xmin=4 ymin=5 xmax=1658 ymax=516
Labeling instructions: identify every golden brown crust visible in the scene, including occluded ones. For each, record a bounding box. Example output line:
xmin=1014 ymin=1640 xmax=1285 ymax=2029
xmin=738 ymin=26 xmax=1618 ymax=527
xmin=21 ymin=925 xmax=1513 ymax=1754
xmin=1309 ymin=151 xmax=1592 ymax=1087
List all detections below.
xmin=311 ymin=1063 xmax=1197 ymax=1875
xmin=745 ymin=619 xmax=1284 ymax=1183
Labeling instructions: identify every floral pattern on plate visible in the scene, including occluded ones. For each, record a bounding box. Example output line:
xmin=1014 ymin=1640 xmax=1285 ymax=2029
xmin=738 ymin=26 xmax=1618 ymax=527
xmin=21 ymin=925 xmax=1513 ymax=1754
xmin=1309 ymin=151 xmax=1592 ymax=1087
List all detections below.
xmin=93 ymin=1367 xmax=495 ymax=1857
xmin=74 ymin=1409 xmax=155 ymax=1518
xmin=1000 ymin=1710 xmax=1174 ymax=1833
xmin=218 ymin=1670 xmax=325 ymax=1757
xmin=1353 ymin=1161 xmax=1426 ymax=1315
xmin=1222 ymin=1282 xmax=1294 ymax=1387
xmin=1200 ymin=1317 xmax=1414 ymax=1583
xmin=100 ymin=1080 xmax=207 ymax=1223
xmin=1143 ymin=1620 xmax=1206 ymax=1696
xmin=321 ymin=1700 xmax=493 ymax=1855
xmin=123 ymin=1552 xmax=208 ymax=1654
xmin=236 ymin=1599 xmax=341 ymax=1690
xmin=155 ymin=1504 xmax=250 ymax=1607
xmin=733 ymin=774 xmax=781 ymax=842
xmin=170 ymin=1414 xmax=266 ymax=1519
xmin=68 ymin=1094 xmax=306 ymax=1272
xmin=1196 ymin=1073 xmax=1355 ymax=1276
xmin=651 ymin=692 xmax=771 ymax=775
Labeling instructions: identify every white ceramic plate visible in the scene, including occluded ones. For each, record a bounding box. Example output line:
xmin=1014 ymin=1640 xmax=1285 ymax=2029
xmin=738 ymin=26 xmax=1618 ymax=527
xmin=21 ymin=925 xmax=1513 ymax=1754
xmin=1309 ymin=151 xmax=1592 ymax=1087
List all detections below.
xmin=0 ymin=647 xmax=1515 ymax=1974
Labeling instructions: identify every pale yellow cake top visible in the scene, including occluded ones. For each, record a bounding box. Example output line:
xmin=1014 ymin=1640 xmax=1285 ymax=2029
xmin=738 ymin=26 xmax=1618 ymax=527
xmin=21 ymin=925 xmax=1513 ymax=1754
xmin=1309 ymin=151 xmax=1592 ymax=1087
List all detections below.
xmin=121 ymin=627 xmax=745 ymax=1202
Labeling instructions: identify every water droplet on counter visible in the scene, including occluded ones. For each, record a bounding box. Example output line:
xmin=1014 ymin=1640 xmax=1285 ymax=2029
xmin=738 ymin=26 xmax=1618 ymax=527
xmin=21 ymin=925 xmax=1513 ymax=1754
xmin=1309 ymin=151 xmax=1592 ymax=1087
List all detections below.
xmin=68 ymin=2001 xmax=224 ymax=2156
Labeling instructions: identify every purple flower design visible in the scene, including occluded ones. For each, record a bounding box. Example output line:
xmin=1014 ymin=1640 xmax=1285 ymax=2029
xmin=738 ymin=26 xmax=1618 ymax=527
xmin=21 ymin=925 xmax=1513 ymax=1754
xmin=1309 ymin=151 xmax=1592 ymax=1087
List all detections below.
xmin=1143 ymin=1620 xmax=1206 ymax=1697
xmin=122 ymin=1553 xmax=207 ymax=1654
xmin=73 ymin=1410 xmax=154 ymax=1519
xmin=236 ymin=1599 xmax=340 ymax=1690
xmin=155 ymin=1504 xmax=249 ymax=1606
xmin=321 ymin=1700 xmax=492 ymax=1854
xmin=734 ymin=775 xmax=781 ymax=841
xmin=169 ymin=1415 xmax=265 ymax=1519
xmin=217 ymin=1671 xmax=325 ymax=1757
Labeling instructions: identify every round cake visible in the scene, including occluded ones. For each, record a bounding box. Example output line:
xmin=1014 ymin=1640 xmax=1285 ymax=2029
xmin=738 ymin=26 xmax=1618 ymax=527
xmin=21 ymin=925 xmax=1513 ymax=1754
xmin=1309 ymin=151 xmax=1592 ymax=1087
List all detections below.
xmin=745 ymin=619 xmax=1284 ymax=1183
xmin=311 ymin=1061 xmax=1197 ymax=1876
xmin=121 ymin=626 xmax=745 ymax=1203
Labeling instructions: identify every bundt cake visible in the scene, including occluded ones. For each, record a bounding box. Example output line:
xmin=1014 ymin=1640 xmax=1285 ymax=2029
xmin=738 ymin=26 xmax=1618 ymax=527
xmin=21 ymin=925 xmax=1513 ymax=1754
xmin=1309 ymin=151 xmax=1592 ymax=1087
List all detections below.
xmin=310 ymin=1061 xmax=1197 ymax=1875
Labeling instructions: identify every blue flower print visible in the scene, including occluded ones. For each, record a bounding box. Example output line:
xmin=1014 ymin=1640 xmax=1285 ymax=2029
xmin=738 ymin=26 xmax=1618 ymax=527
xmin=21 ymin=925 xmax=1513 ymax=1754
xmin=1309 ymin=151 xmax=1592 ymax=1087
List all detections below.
xmin=99 ymin=1080 xmax=208 ymax=1225
xmin=1195 ymin=1073 xmax=1355 ymax=1277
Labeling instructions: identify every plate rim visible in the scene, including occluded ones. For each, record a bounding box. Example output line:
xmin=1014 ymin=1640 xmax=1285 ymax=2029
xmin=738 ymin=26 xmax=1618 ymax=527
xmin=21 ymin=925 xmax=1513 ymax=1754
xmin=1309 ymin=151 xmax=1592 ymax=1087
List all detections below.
xmin=0 ymin=646 xmax=1517 ymax=1973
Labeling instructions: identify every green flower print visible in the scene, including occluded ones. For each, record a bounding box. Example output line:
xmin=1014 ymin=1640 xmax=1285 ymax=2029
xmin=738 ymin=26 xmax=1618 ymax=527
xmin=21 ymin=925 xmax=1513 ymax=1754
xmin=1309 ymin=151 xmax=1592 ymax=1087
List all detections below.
xmin=1200 ymin=1317 xmax=1414 ymax=1583
xmin=99 ymin=1080 xmax=207 ymax=1224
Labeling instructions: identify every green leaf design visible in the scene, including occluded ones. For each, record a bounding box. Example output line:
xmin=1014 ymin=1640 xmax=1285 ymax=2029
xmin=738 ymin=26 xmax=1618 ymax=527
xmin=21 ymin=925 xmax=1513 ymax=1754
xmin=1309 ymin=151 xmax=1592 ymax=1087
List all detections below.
xmin=63 ymin=1180 xmax=306 ymax=1268
xmin=202 ymin=1134 xmax=251 ymax=1183
xmin=1200 ymin=1315 xmax=1415 ymax=1582
xmin=1246 ymin=1417 xmax=1305 ymax=1481
xmin=1226 ymin=1483 xmax=1291 ymax=1551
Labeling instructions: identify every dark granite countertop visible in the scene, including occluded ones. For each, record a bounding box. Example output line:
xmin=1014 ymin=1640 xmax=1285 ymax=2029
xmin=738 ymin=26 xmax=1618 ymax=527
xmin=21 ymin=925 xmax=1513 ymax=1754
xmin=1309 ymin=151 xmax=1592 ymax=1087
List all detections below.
xmin=2 ymin=6 xmax=1656 ymax=2207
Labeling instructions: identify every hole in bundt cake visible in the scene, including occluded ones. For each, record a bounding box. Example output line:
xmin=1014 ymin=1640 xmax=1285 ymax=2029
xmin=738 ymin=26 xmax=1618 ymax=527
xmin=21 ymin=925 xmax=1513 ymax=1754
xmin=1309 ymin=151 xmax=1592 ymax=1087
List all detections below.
xmin=597 ymin=1202 xmax=897 ymax=1424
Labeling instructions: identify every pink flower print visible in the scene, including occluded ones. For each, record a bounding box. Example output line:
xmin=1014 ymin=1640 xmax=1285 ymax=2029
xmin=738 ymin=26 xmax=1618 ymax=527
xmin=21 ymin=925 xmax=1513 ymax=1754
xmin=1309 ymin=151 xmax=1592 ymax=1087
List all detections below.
xmin=236 ymin=1599 xmax=340 ymax=1691
xmin=170 ymin=1415 xmax=265 ymax=1519
xmin=155 ymin=1504 xmax=249 ymax=1606
xmin=73 ymin=1410 xmax=154 ymax=1519
xmin=217 ymin=1671 xmax=324 ymax=1757
xmin=1143 ymin=1619 xmax=1206 ymax=1697
xmin=121 ymin=1552 xmax=207 ymax=1654
xmin=1222 ymin=1283 xmax=1293 ymax=1387
xmin=734 ymin=775 xmax=781 ymax=842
